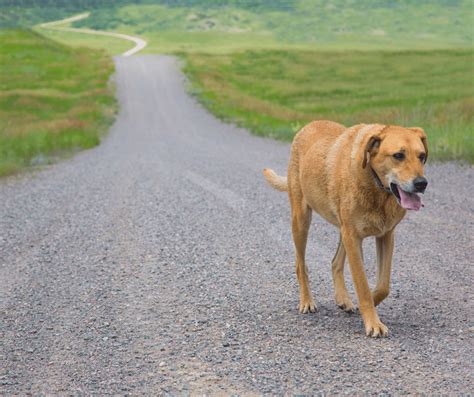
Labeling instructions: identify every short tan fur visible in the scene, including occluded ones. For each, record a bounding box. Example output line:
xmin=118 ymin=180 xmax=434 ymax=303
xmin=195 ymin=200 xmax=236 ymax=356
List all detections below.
xmin=264 ymin=120 xmax=428 ymax=337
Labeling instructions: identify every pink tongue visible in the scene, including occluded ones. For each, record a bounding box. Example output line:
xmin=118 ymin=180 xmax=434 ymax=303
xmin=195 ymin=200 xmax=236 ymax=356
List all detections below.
xmin=398 ymin=188 xmax=423 ymax=211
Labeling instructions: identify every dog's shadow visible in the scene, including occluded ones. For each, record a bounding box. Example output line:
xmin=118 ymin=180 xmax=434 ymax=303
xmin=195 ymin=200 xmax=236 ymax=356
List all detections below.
xmin=279 ymin=293 xmax=450 ymax=342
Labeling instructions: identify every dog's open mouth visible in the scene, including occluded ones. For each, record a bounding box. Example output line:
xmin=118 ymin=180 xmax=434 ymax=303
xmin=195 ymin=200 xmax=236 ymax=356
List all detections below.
xmin=390 ymin=183 xmax=424 ymax=211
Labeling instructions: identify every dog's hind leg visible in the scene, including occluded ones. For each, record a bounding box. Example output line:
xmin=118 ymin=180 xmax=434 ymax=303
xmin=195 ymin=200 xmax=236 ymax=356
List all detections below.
xmin=288 ymin=141 xmax=316 ymax=313
xmin=289 ymin=180 xmax=316 ymax=313
xmin=332 ymin=235 xmax=355 ymax=313
xmin=292 ymin=203 xmax=316 ymax=313
xmin=373 ymin=229 xmax=395 ymax=306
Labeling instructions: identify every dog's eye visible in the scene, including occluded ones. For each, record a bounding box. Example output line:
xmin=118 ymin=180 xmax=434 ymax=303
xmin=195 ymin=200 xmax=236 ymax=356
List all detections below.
xmin=393 ymin=152 xmax=405 ymax=160
xmin=419 ymin=153 xmax=426 ymax=162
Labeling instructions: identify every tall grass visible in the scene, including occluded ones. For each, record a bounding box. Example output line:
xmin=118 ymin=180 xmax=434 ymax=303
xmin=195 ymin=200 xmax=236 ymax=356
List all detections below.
xmin=0 ymin=29 xmax=116 ymax=176
xmin=183 ymin=49 xmax=474 ymax=162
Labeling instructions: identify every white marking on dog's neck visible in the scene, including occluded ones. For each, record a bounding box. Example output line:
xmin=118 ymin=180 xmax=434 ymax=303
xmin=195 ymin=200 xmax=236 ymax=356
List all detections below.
xmin=350 ymin=124 xmax=376 ymax=162
xmin=325 ymin=125 xmax=356 ymax=173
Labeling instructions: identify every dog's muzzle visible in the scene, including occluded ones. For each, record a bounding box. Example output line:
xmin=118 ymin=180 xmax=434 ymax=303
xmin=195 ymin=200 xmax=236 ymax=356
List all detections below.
xmin=413 ymin=176 xmax=428 ymax=193
xmin=389 ymin=179 xmax=427 ymax=211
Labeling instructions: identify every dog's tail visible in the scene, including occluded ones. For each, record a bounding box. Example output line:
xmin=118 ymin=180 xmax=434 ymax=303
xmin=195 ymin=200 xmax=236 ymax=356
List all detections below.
xmin=263 ymin=168 xmax=288 ymax=192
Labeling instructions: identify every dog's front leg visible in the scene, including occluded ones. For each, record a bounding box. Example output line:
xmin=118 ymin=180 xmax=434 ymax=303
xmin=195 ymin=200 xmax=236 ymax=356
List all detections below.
xmin=341 ymin=227 xmax=388 ymax=337
xmin=373 ymin=229 xmax=395 ymax=306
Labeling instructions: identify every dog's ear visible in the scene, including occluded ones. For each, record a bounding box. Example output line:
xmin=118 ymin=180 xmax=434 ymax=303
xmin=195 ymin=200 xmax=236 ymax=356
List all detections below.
xmin=409 ymin=127 xmax=428 ymax=163
xmin=362 ymin=136 xmax=382 ymax=168
xmin=352 ymin=124 xmax=386 ymax=168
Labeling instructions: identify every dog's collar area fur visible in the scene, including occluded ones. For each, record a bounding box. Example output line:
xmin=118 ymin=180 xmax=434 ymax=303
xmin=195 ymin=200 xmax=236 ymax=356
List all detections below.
xmin=371 ymin=167 xmax=391 ymax=193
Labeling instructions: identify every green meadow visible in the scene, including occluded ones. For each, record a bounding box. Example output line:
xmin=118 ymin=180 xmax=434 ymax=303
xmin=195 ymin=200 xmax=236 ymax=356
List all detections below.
xmin=0 ymin=29 xmax=116 ymax=176
xmin=183 ymin=49 xmax=474 ymax=162
xmin=36 ymin=27 xmax=131 ymax=56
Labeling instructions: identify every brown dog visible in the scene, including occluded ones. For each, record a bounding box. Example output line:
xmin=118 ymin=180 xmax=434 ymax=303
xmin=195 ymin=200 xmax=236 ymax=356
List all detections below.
xmin=264 ymin=120 xmax=428 ymax=337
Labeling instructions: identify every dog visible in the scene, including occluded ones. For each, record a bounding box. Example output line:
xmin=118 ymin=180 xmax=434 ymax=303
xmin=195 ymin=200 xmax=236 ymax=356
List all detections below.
xmin=263 ymin=120 xmax=428 ymax=337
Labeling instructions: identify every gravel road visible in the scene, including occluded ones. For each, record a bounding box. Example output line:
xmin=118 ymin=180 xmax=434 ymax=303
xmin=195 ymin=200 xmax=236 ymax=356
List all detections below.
xmin=1 ymin=55 xmax=473 ymax=395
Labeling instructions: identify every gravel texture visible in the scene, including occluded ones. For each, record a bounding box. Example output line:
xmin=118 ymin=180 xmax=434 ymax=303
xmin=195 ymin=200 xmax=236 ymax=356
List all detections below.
xmin=1 ymin=55 xmax=473 ymax=395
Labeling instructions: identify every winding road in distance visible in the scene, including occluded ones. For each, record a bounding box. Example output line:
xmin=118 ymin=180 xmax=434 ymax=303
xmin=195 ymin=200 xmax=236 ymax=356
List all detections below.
xmin=1 ymin=55 xmax=473 ymax=394
xmin=39 ymin=13 xmax=147 ymax=56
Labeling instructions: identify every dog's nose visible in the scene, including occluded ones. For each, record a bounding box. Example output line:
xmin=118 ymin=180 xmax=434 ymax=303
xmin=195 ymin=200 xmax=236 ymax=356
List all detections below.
xmin=413 ymin=176 xmax=428 ymax=193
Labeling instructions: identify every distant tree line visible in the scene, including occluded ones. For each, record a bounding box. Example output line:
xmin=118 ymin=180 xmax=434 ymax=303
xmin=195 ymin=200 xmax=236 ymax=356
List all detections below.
xmin=0 ymin=0 xmax=298 ymax=11
xmin=0 ymin=0 xmax=298 ymax=28
xmin=0 ymin=0 xmax=463 ymax=29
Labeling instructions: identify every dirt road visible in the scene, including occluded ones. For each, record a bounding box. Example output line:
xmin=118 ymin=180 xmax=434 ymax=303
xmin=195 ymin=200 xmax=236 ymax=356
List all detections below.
xmin=1 ymin=55 xmax=472 ymax=394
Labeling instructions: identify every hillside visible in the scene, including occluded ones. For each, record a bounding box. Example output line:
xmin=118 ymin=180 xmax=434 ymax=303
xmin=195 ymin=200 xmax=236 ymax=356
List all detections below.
xmin=71 ymin=0 xmax=473 ymax=50
xmin=2 ymin=1 xmax=472 ymax=49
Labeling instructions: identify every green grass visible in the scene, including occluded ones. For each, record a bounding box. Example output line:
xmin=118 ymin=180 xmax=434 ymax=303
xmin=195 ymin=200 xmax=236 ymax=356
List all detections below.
xmin=142 ymin=31 xmax=283 ymax=54
xmin=35 ymin=26 xmax=133 ymax=55
xmin=183 ymin=49 xmax=474 ymax=162
xmin=0 ymin=29 xmax=116 ymax=176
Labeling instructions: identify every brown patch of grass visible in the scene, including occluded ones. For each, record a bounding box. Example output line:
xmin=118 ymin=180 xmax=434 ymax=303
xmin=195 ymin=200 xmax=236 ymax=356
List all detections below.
xmin=199 ymin=74 xmax=305 ymax=121
xmin=3 ymin=118 xmax=88 ymax=137
xmin=0 ymin=89 xmax=76 ymax=98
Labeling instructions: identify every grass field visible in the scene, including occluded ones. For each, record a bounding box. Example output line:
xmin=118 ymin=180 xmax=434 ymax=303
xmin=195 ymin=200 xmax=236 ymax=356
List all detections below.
xmin=183 ymin=49 xmax=474 ymax=162
xmin=37 ymin=27 xmax=132 ymax=56
xmin=0 ymin=29 xmax=116 ymax=176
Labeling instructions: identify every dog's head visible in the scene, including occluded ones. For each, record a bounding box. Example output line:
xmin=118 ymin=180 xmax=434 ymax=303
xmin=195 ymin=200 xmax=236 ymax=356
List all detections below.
xmin=361 ymin=125 xmax=428 ymax=211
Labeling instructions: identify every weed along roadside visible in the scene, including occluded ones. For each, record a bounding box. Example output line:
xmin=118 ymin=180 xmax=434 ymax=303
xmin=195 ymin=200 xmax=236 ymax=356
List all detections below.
xmin=0 ymin=29 xmax=116 ymax=176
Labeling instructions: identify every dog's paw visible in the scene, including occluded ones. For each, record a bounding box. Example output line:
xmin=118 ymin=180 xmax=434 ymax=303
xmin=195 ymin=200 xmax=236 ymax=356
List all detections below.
xmin=364 ymin=319 xmax=389 ymax=338
xmin=335 ymin=292 xmax=356 ymax=313
xmin=298 ymin=296 xmax=317 ymax=314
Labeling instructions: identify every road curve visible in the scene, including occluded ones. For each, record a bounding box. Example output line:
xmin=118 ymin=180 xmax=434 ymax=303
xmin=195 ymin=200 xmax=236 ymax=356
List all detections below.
xmin=39 ymin=13 xmax=147 ymax=56
xmin=1 ymin=56 xmax=473 ymax=394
